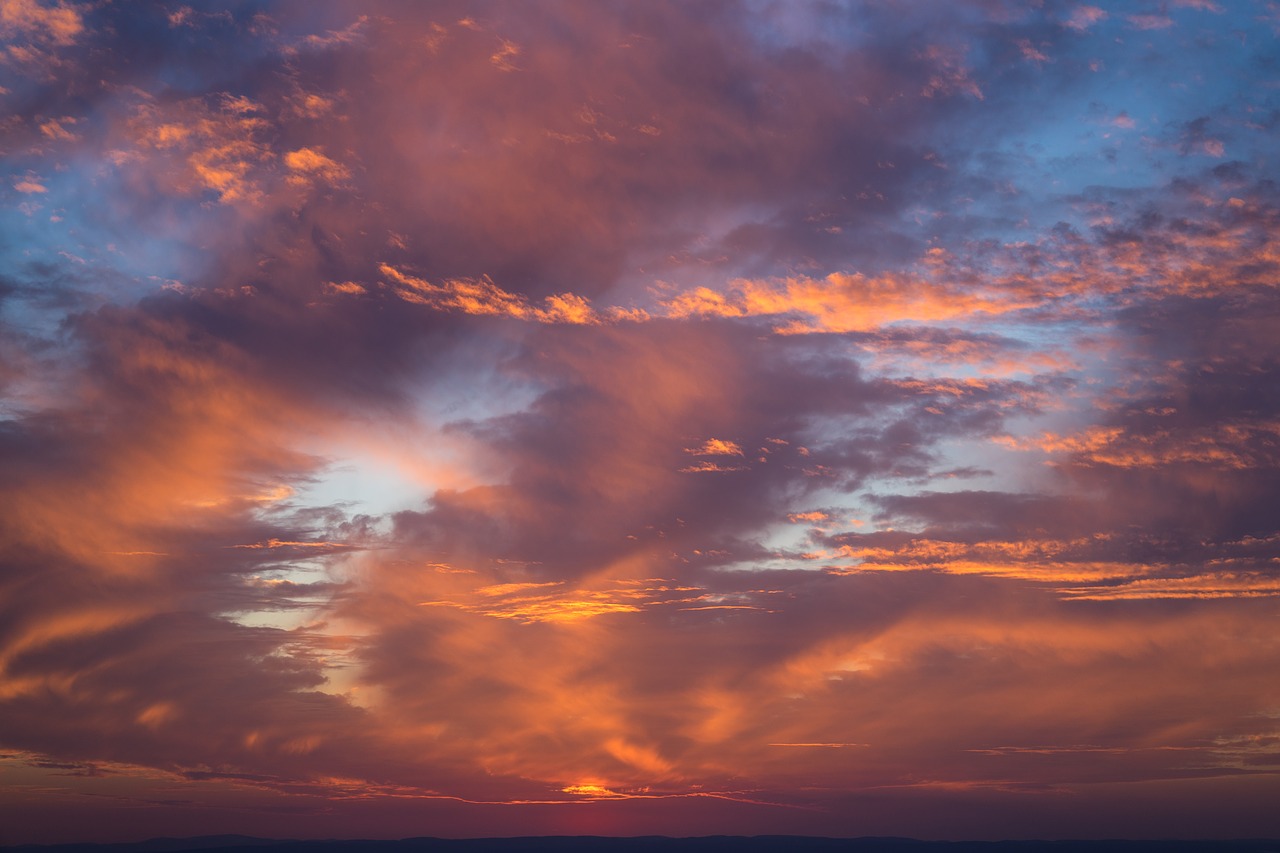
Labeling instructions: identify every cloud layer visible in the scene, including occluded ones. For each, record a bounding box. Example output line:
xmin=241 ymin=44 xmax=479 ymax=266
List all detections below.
xmin=2 ymin=0 xmax=1279 ymax=844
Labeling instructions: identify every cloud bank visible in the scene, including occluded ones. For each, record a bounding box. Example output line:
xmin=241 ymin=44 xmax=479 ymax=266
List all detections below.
xmin=2 ymin=0 xmax=1279 ymax=844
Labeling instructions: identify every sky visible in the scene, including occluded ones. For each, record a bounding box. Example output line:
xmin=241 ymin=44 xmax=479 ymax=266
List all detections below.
xmin=2 ymin=0 xmax=1280 ymax=844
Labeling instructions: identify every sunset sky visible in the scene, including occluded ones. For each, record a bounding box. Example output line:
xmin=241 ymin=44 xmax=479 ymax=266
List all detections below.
xmin=3 ymin=0 xmax=1280 ymax=844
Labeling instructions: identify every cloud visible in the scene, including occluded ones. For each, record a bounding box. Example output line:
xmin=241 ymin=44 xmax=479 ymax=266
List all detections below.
xmin=12 ymin=177 xmax=46 ymax=193
xmin=4 ymin=1 xmax=1280 ymax=844
xmin=918 ymin=44 xmax=984 ymax=100
xmin=661 ymin=262 xmax=1028 ymax=333
xmin=283 ymin=147 xmax=351 ymax=186
xmin=38 ymin=116 xmax=76 ymax=140
xmin=1016 ymin=38 xmax=1050 ymax=64
xmin=1060 ymin=572 xmax=1280 ymax=600
xmin=1064 ymin=5 xmax=1108 ymax=31
xmin=379 ymin=264 xmax=611 ymax=325
xmin=685 ymin=439 xmax=744 ymax=457
xmin=117 ymin=93 xmax=276 ymax=204
xmin=0 ymin=0 xmax=83 ymax=45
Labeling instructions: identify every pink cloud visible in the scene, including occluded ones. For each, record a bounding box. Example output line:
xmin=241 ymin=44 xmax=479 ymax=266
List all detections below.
xmin=1064 ymin=5 xmax=1108 ymax=31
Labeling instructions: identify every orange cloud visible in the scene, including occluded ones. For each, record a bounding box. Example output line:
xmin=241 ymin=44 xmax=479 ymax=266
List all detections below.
xmin=661 ymin=265 xmax=1027 ymax=333
xmin=379 ymin=264 xmax=609 ymax=325
xmin=121 ymin=95 xmax=275 ymax=204
xmin=787 ymin=511 xmax=829 ymax=523
xmin=489 ymin=38 xmax=520 ymax=72
xmin=417 ymin=577 xmax=709 ymax=624
xmin=284 ymin=146 xmax=351 ymax=186
xmin=684 ymin=438 xmax=743 ymax=456
xmin=38 ymin=116 xmax=77 ymax=140
xmin=1060 ymin=572 xmax=1280 ymax=601
xmin=13 ymin=177 xmax=46 ymax=193
xmin=1003 ymin=422 xmax=1280 ymax=470
xmin=0 ymin=0 xmax=83 ymax=45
